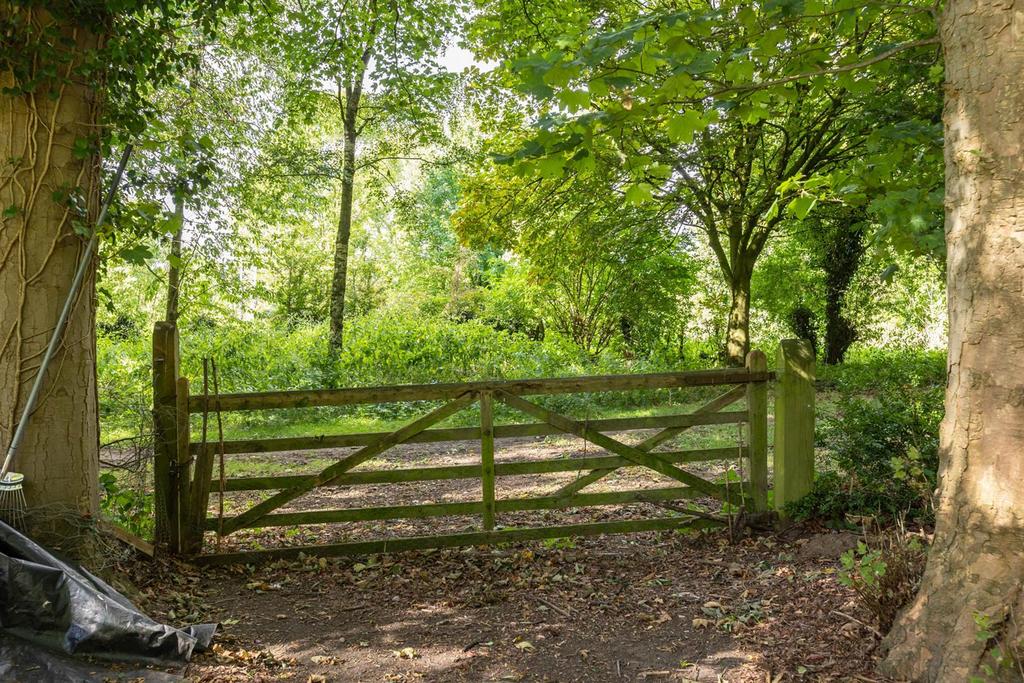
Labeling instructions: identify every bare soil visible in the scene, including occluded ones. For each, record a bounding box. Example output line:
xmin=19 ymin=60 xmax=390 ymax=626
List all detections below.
xmin=118 ymin=434 xmax=889 ymax=682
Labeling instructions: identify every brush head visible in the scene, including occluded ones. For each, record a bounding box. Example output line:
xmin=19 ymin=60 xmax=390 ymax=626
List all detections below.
xmin=0 ymin=472 xmax=24 ymax=491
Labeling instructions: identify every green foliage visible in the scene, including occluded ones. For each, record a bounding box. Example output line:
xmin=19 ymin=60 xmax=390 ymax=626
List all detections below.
xmin=785 ymin=471 xmax=852 ymax=523
xmin=98 ymin=309 xmax=720 ymax=434
xmin=99 ymin=472 xmax=154 ymax=539
xmin=818 ymin=348 xmax=946 ymax=393
xmin=465 ymin=0 xmax=944 ymax=359
xmin=838 ymin=533 xmax=926 ymax=631
xmin=821 ymin=387 xmax=942 ymax=518
xmin=455 ymin=163 xmax=694 ymax=356
xmin=477 ymin=264 xmax=545 ymax=340
xmin=971 ymin=613 xmax=1022 ymax=681
xmin=789 ymin=351 xmax=944 ymax=522
xmin=1 ymin=1 xmax=242 ymax=138
xmin=96 ymin=330 xmax=155 ymax=434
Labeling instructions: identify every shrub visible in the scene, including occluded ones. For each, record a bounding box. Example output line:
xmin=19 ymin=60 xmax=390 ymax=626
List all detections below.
xmin=99 ymin=471 xmax=154 ymax=539
xmin=785 ymin=471 xmax=857 ymax=523
xmin=838 ymin=532 xmax=927 ymax=632
xmin=817 ymin=347 xmax=945 ymax=394
xmin=96 ymin=333 xmax=156 ymax=435
xmin=790 ymin=348 xmax=945 ymax=524
xmin=820 ymin=385 xmax=942 ymax=520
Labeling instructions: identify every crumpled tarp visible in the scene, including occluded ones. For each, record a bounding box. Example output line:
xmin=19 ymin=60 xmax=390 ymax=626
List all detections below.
xmin=0 ymin=520 xmax=215 ymax=672
xmin=0 ymin=636 xmax=184 ymax=682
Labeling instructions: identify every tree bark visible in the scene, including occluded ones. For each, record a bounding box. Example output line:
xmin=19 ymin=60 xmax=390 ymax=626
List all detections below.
xmin=328 ymin=20 xmax=377 ymax=354
xmin=165 ymin=196 xmax=184 ymax=325
xmin=725 ymin=265 xmax=752 ymax=366
xmin=881 ymin=1 xmax=1024 ymax=679
xmin=0 ymin=13 xmax=100 ymax=519
xmin=329 ymin=122 xmax=357 ymax=352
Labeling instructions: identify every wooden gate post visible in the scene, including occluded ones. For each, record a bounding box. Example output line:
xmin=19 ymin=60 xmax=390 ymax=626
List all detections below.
xmin=479 ymin=391 xmax=496 ymax=531
xmin=152 ymin=321 xmax=181 ymax=551
xmin=773 ymin=339 xmax=815 ymax=513
xmin=745 ymin=350 xmax=769 ymax=512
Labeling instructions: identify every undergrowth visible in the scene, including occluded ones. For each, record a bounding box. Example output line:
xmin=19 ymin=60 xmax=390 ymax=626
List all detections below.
xmin=838 ymin=530 xmax=927 ymax=632
xmin=790 ymin=350 xmax=944 ymax=525
xmin=97 ymin=313 xmax=728 ymax=437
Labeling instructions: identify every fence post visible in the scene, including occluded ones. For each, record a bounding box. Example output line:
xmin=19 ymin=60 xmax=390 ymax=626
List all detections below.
xmin=152 ymin=322 xmax=179 ymax=550
xmin=479 ymin=391 xmax=496 ymax=531
xmin=773 ymin=339 xmax=816 ymax=514
xmin=745 ymin=350 xmax=769 ymax=512
xmin=175 ymin=377 xmax=193 ymax=553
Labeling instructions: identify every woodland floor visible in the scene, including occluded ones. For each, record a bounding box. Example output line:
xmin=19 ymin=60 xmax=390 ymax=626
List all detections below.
xmin=109 ymin=432 xmax=891 ymax=682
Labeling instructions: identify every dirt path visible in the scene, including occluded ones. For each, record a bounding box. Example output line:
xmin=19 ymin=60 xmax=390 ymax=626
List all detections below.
xmin=108 ymin=435 xmax=890 ymax=682
xmin=123 ymin=527 xmax=885 ymax=682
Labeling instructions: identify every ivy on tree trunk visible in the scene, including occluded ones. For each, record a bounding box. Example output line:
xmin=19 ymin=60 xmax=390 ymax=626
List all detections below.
xmin=0 ymin=11 xmax=100 ymax=518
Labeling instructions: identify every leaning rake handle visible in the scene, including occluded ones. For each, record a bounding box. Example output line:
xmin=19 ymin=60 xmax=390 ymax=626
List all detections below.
xmin=0 ymin=145 xmax=134 ymax=483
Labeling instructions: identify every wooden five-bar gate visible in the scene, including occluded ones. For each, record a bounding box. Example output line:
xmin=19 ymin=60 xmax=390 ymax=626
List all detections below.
xmin=152 ymin=322 xmax=815 ymax=564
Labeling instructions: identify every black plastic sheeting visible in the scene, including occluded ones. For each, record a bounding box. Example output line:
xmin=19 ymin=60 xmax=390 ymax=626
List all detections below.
xmin=0 ymin=521 xmax=215 ymax=679
xmin=0 ymin=637 xmax=184 ymax=682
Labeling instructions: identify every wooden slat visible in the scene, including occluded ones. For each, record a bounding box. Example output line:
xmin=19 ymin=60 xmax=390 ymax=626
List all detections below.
xmin=554 ymin=385 xmax=748 ymax=497
xmin=189 ymin=367 xmax=215 ymax=554
xmin=97 ymin=520 xmax=155 ymax=558
xmin=189 ymin=411 xmax=748 ymax=457
xmin=496 ymin=391 xmax=725 ymax=500
xmin=218 ymin=447 xmax=747 ymax=491
xmin=210 ymin=500 xmax=482 ymax=528
xmin=195 ymin=516 xmax=722 ymax=564
xmin=218 ymin=394 xmax=476 ymax=535
xmin=188 ymin=369 xmax=773 ymax=413
xmin=204 ymin=485 xmax=733 ymax=530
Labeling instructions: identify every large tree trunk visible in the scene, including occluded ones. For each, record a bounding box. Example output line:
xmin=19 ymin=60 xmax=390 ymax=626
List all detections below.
xmin=725 ymin=265 xmax=752 ymax=366
xmin=881 ymin=2 xmax=1024 ymax=679
xmin=0 ymin=14 xmax=100 ymax=519
xmin=329 ymin=116 xmax=358 ymax=352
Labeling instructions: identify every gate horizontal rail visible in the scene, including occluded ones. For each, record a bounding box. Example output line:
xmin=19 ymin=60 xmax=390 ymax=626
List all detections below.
xmin=188 ymin=410 xmax=749 ymax=457
xmin=187 ymin=368 xmax=773 ymax=413
xmin=152 ymin=322 xmax=815 ymax=563
xmin=194 ymin=516 xmax=724 ymax=566
xmin=205 ymin=484 xmax=745 ymax=530
xmin=219 ymin=446 xmax=747 ymax=491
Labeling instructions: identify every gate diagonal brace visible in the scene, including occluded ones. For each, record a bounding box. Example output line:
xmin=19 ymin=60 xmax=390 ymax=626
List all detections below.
xmin=493 ymin=391 xmax=725 ymax=500
xmin=553 ymin=384 xmax=747 ymax=497
xmin=220 ymin=393 xmax=477 ymax=535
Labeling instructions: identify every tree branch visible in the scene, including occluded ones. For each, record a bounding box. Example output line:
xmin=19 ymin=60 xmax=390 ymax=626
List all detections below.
xmin=713 ymin=36 xmax=940 ymax=95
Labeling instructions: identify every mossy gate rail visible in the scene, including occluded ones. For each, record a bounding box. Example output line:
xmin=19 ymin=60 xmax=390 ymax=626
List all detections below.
xmin=152 ymin=323 xmax=815 ymax=565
